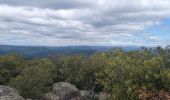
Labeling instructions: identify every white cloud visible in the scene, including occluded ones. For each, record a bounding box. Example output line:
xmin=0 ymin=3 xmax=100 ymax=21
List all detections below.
xmin=0 ymin=0 xmax=170 ymax=46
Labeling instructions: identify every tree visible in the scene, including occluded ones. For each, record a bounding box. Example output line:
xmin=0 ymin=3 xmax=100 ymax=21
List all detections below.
xmin=80 ymin=52 xmax=108 ymax=99
xmin=50 ymin=55 xmax=86 ymax=88
xmin=9 ymin=58 xmax=54 ymax=99
xmin=0 ymin=53 xmax=25 ymax=84
xmin=0 ymin=69 xmax=10 ymax=84
xmin=100 ymin=48 xmax=167 ymax=100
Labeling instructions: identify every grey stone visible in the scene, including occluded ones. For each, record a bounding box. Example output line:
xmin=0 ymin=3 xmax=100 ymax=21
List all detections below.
xmin=0 ymin=85 xmax=24 ymax=100
xmin=52 ymin=82 xmax=84 ymax=100
xmin=80 ymin=90 xmax=91 ymax=100
xmin=43 ymin=93 xmax=59 ymax=100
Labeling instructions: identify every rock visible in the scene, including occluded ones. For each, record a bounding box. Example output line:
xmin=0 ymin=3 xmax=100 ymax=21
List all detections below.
xmin=0 ymin=85 xmax=24 ymax=100
xmin=0 ymin=94 xmax=24 ymax=100
xmin=43 ymin=93 xmax=59 ymax=100
xmin=80 ymin=90 xmax=91 ymax=100
xmin=98 ymin=92 xmax=110 ymax=100
xmin=80 ymin=91 xmax=110 ymax=100
xmin=0 ymin=85 xmax=19 ymax=96
xmin=62 ymin=91 xmax=82 ymax=100
xmin=52 ymin=82 xmax=79 ymax=96
xmin=52 ymin=82 xmax=84 ymax=100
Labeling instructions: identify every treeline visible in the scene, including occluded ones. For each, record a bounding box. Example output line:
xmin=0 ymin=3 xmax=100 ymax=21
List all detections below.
xmin=0 ymin=46 xmax=170 ymax=99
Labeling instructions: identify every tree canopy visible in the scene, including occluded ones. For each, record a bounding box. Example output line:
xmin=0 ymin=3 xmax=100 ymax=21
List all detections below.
xmin=0 ymin=46 xmax=170 ymax=99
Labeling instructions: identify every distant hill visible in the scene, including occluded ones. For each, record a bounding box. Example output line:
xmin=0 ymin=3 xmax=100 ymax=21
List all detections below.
xmin=0 ymin=45 xmax=141 ymax=58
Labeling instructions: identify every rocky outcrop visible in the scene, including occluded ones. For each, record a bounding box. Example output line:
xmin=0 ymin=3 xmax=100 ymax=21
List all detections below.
xmin=98 ymin=92 xmax=110 ymax=100
xmin=44 ymin=82 xmax=84 ymax=100
xmin=44 ymin=93 xmax=59 ymax=100
xmin=0 ymin=84 xmax=109 ymax=100
xmin=44 ymin=82 xmax=110 ymax=100
xmin=80 ymin=90 xmax=91 ymax=100
xmin=80 ymin=90 xmax=109 ymax=100
xmin=0 ymin=85 xmax=24 ymax=100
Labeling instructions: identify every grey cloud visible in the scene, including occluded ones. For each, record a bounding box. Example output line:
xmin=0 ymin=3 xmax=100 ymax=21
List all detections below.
xmin=0 ymin=0 xmax=170 ymax=46
xmin=0 ymin=0 xmax=92 ymax=9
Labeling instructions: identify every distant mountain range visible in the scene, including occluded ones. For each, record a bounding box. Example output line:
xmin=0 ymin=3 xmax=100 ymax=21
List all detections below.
xmin=0 ymin=45 xmax=141 ymax=58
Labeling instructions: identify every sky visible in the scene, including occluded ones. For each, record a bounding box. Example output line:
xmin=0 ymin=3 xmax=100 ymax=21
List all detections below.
xmin=0 ymin=0 xmax=170 ymax=46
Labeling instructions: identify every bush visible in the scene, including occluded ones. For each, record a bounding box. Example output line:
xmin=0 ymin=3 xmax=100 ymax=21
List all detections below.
xmin=9 ymin=58 xmax=54 ymax=99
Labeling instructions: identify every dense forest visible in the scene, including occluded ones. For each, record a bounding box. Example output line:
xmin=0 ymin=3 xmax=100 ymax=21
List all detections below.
xmin=0 ymin=46 xmax=170 ymax=100
xmin=0 ymin=45 xmax=139 ymax=58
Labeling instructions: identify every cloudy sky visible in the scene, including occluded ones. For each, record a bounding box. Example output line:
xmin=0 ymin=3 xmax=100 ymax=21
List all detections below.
xmin=0 ymin=0 xmax=170 ymax=46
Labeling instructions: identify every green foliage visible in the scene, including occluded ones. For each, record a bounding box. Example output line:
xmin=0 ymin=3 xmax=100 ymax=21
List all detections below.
xmin=9 ymin=58 xmax=54 ymax=99
xmin=0 ymin=46 xmax=170 ymax=99
xmin=160 ymin=69 xmax=170 ymax=91
xmin=0 ymin=69 xmax=10 ymax=84
xmin=0 ymin=53 xmax=25 ymax=84
xmin=99 ymin=47 xmax=170 ymax=100
xmin=50 ymin=55 xmax=86 ymax=86
xmin=80 ymin=53 xmax=108 ymax=99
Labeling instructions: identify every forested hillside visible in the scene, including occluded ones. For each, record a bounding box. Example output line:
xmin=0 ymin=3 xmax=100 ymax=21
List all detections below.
xmin=0 ymin=45 xmax=113 ymax=58
xmin=0 ymin=46 xmax=170 ymax=100
xmin=0 ymin=45 xmax=141 ymax=58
